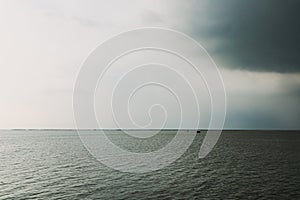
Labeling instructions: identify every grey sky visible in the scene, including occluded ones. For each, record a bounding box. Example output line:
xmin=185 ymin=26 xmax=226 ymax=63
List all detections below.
xmin=182 ymin=0 xmax=300 ymax=73
xmin=0 ymin=0 xmax=299 ymax=129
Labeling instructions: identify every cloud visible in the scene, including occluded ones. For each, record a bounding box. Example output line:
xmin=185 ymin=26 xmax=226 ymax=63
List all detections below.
xmin=23 ymin=0 xmax=300 ymax=73
xmin=1 ymin=0 xmax=299 ymax=129
xmin=183 ymin=0 xmax=300 ymax=73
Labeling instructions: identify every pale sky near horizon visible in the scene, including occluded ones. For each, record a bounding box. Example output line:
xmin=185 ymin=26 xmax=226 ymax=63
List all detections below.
xmin=0 ymin=0 xmax=300 ymax=129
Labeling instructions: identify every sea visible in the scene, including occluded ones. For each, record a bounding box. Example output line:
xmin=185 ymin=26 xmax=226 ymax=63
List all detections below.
xmin=0 ymin=130 xmax=299 ymax=199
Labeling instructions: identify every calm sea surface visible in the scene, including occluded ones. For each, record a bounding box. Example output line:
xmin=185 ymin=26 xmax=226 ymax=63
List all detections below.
xmin=0 ymin=130 xmax=299 ymax=199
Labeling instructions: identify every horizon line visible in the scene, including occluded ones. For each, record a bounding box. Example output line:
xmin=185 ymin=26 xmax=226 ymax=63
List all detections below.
xmin=0 ymin=128 xmax=299 ymax=131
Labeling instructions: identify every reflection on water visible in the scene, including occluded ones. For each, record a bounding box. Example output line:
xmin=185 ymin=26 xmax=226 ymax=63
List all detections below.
xmin=0 ymin=130 xmax=299 ymax=199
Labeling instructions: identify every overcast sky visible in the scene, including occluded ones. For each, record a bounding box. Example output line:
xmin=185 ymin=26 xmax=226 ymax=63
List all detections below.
xmin=0 ymin=0 xmax=299 ymax=129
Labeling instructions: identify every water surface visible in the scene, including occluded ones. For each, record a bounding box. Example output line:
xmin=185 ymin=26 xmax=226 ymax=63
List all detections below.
xmin=0 ymin=130 xmax=299 ymax=199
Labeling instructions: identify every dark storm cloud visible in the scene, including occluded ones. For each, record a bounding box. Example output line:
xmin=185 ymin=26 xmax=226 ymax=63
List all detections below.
xmin=185 ymin=0 xmax=300 ymax=73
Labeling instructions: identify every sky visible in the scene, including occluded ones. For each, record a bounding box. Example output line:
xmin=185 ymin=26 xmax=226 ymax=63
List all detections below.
xmin=0 ymin=0 xmax=299 ymax=129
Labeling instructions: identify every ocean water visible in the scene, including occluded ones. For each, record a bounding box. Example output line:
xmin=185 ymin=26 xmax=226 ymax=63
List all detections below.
xmin=0 ymin=130 xmax=299 ymax=199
